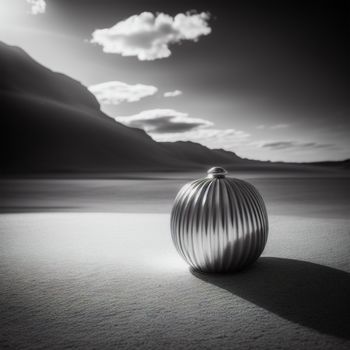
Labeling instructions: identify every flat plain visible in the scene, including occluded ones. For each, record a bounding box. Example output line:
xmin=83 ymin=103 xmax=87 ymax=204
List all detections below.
xmin=0 ymin=171 xmax=349 ymax=349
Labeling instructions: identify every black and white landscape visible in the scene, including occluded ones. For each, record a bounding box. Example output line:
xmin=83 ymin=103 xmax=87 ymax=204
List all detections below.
xmin=0 ymin=1 xmax=349 ymax=349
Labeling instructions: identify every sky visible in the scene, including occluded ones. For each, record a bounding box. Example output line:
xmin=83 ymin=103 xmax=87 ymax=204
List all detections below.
xmin=0 ymin=0 xmax=349 ymax=162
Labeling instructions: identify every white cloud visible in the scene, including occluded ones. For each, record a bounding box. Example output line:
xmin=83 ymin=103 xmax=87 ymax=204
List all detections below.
xmin=164 ymin=90 xmax=182 ymax=98
xmin=256 ymin=123 xmax=289 ymax=130
xmin=88 ymin=81 xmax=158 ymax=105
xmin=26 ymin=0 xmax=46 ymax=15
xmin=151 ymin=129 xmax=251 ymax=151
xmin=270 ymin=123 xmax=289 ymax=129
xmin=259 ymin=140 xmax=334 ymax=150
xmin=115 ymin=109 xmax=250 ymax=152
xmin=116 ymin=109 xmax=213 ymax=133
xmin=91 ymin=11 xmax=211 ymax=61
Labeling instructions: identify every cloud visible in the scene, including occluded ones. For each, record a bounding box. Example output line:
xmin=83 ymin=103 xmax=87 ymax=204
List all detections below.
xmin=256 ymin=124 xmax=289 ymax=130
xmin=150 ymin=128 xmax=251 ymax=152
xmin=88 ymin=81 xmax=158 ymax=105
xmin=270 ymin=123 xmax=290 ymax=129
xmin=91 ymin=11 xmax=211 ymax=61
xmin=164 ymin=90 xmax=182 ymax=98
xmin=260 ymin=141 xmax=334 ymax=150
xmin=152 ymin=128 xmax=250 ymax=142
xmin=115 ymin=109 xmax=250 ymax=151
xmin=115 ymin=109 xmax=213 ymax=133
xmin=26 ymin=0 xmax=46 ymax=15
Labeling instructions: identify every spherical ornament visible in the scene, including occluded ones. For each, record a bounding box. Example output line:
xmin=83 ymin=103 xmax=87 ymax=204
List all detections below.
xmin=171 ymin=167 xmax=268 ymax=272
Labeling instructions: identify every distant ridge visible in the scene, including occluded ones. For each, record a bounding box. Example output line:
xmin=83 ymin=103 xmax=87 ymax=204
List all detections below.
xmin=0 ymin=41 xmax=187 ymax=174
xmin=159 ymin=141 xmax=244 ymax=165
xmin=0 ymin=42 xmax=347 ymax=175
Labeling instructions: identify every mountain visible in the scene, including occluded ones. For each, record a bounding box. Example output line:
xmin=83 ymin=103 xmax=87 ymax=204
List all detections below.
xmin=159 ymin=141 xmax=251 ymax=166
xmin=0 ymin=42 xmax=198 ymax=174
xmin=0 ymin=43 xmax=100 ymax=111
xmin=0 ymin=41 xmax=346 ymax=175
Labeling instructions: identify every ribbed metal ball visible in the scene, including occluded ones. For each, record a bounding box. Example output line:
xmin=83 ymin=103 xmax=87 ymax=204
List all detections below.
xmin=171 ymin=167 xmax=268 ymax=272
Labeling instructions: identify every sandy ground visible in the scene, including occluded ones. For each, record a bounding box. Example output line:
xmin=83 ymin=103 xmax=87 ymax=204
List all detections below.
xmin=1 ymin=174 xmax=349 ymax=218
xmin=1 ymin=210 xmax=349 ymax=349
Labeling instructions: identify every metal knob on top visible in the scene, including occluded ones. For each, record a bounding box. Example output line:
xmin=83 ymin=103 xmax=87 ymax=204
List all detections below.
xmin=207 ymin=166 xmax=228 ymax=178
